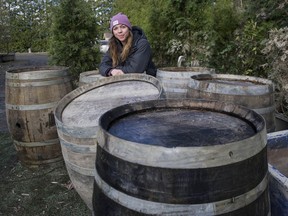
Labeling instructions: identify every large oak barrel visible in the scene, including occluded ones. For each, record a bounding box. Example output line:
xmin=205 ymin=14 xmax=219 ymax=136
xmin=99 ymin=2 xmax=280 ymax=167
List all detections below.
xmin=187 ymin=74 xmax=276 ymax=133
xmin=5 ymin=66 xmax=72 ymax=166
xmin=54 ymin=74 xmax=163 ymax=210
xmin=93 ymin=99 xmax=270 ymax=215
xmin=156 ymin=67 xmax=215 ymax=99
xmin=78 ymin=70 xmax=105 ymax=86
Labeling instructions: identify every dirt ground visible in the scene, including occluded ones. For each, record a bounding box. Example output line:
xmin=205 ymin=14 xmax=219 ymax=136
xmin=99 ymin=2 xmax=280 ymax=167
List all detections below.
xmin=0 ymin=53 xmax=91 ymax=216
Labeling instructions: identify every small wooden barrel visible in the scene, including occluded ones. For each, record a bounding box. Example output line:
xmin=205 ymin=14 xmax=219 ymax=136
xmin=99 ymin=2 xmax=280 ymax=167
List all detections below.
xmin=5 ymin=66 xmax=73 ymax=166
xmin=156 ymin=67 xmax=215 ymax=99
xmin=93 ymin=99 xmax=270 ymax=215
xmin=54 ymin=74 xmax=163 ymax=210
xmin=78 ymin=70 xmax=105 ymax=86
xmin=187 ymin=74 xmax=276 ymax=133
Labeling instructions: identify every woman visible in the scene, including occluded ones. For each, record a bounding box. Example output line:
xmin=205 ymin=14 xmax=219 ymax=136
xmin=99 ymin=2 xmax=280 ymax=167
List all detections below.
xmin=99 ymin=13 xmax=157 ymax=77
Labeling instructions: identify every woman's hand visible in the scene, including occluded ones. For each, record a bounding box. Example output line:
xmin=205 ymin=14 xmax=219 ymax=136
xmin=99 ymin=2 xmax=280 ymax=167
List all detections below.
xmin=110 ymin=69 xmax=125 ymax=76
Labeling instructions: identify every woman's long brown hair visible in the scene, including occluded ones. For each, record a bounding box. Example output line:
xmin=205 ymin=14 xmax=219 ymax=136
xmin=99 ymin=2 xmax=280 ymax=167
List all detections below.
xmin=109 ymin=31 xmax=133 ymax=67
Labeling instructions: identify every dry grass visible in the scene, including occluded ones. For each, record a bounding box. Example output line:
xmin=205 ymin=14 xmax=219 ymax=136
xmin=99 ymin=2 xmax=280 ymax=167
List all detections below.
xmin=0 ymin=132 xmax=90 ymax=216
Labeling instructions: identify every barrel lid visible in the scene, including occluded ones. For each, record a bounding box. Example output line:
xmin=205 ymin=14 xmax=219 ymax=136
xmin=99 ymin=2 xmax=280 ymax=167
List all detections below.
xmin=55 ymin=74 xmax=163 ymax=129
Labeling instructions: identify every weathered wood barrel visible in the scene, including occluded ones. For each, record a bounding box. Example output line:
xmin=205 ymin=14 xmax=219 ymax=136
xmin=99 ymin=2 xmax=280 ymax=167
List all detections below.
xmin=156 ymin=67 xmax=215 ymax=99
xmin=78 ymin=70 xmax=105 ymax=86
xmin=187 ymin=74 xmax=276 ymax=133
xmin=93 ymin=99 xmax=270 ymax=215
xmin=5 ymin=66 xmax=73 ymax=166
xmin=54 ymin=74 xmax=163 ymax=210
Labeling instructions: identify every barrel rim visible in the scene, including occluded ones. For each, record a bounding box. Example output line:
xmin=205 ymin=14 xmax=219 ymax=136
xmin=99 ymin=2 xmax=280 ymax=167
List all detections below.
xmin=191 ymin=74 xmax=274 ymax=87
xmin=6 ymin=66 xmax=70 ymax=80
xmin=97 ymin=99 xmax=267 ymax=168
xmin=157 ymin=66 xmax=215 ymax=73
xmin=54 ymin=74 xmax=164 ymax=133
xmin=6 ymin=65 xmax=69 ymax=73
xmin=188 ymin=75 xmax=274 ymax=96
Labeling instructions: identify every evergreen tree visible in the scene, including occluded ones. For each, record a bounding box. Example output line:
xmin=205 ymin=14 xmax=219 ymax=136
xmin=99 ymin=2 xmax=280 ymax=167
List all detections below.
xmin=1 ymin=0 xmax=58 ymax=52
xmin=2 ymin=0 xmax=38 ymax=52
xmin=146 ymin=0 xmax=213 ymax=67
xmin=49 ymin=0 xmax=101 ymax=82
xmin=0 ymin=0 xmax=11 ymax=53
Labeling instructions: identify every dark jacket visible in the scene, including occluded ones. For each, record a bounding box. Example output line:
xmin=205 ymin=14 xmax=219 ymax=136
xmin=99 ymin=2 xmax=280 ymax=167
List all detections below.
xmin=99 ymin=26 xmax=157 ymax=77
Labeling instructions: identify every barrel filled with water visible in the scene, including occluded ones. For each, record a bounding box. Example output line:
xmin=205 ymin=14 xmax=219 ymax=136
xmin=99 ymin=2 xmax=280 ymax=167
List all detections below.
xmin=93 ymin=99 xmax=270 ymax=215
xmin=187 ymin=73 xmax=276 ymax=133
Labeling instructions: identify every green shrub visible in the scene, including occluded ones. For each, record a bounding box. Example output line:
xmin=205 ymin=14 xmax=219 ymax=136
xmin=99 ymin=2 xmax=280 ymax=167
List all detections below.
xmin=262 ymin=27 xmax=288 ymax=114
xmin=49 ymin=0 xmax=101 ymax=83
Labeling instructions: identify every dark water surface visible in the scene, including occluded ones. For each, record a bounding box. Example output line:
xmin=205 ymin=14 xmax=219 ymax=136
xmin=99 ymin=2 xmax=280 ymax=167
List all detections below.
xmin=108 ymin=108 xmax=256 ymax=147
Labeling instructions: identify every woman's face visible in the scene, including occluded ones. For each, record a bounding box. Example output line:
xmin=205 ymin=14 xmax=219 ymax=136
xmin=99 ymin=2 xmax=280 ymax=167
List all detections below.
xmin=112 ymin=24 xmax=130 ymax=44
